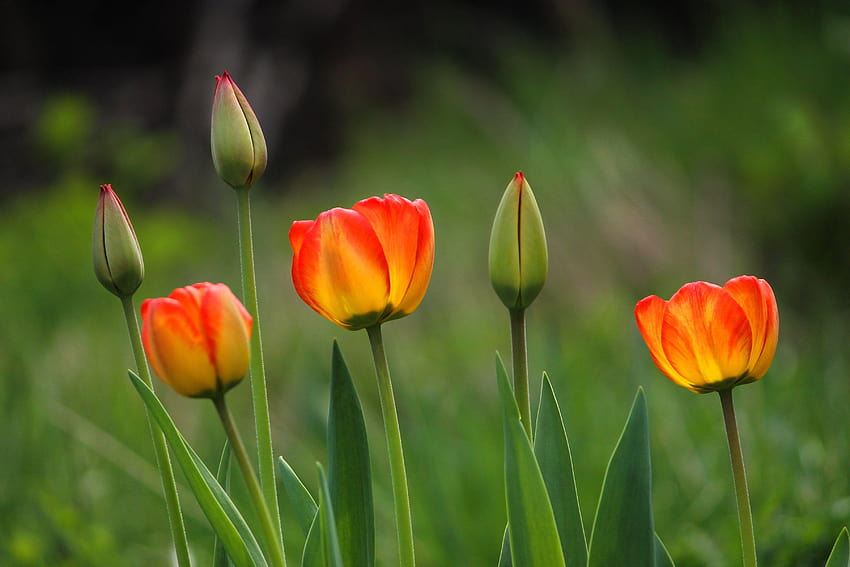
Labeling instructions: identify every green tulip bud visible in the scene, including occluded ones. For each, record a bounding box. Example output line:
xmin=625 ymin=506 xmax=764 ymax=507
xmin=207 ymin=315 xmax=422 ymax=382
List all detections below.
xmin=210 ymin=71 xmax=267 ymax=190
xmin=93 ymin=184 xmax=145 ymax=298
xmin=488 ymin=172 xmax=548 ymax=310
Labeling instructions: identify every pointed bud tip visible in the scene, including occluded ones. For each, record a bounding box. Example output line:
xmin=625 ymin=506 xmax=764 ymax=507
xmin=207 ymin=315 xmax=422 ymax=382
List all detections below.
xmin=514 ymin=171 xmax=525 ymax=183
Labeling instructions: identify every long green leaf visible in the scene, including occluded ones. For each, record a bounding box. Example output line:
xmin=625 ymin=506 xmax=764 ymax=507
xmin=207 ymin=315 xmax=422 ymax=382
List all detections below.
xmin=655 ymin=533 xmax=676 ymax=567
xmin=825 ymin=527 xmax=850 ymax=567
xmin=328 ymin=340 xmax=374 ymax=567
xmin=213 ymin=442 xmax=234 ymax=567
xmin=534 ymin=373 xmax=587 ymax=567
xmin=278 ymin=456 xmax=318 ymax=538
xmin=587 ymin=387 xmax=654 ymax=567
xmin=302 ymin=513 xmax=323 ymax=567
xmin=498 ymin=374 xmax=587 ymax=567
xmin=496 ymin=354 xmax=566 ymax=567
xmin=128 ymin=371 xmax=268 ymax=567
xmin=317 ymin=463 xmax=344 ymax=567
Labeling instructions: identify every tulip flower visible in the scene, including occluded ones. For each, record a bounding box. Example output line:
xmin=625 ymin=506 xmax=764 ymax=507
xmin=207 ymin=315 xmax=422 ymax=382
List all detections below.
xmin=489 ymin=172 xmax=548 ymax=311
xmin=92 ymin=184 xmax=145 ymax=298
xmin=290 ymin=193 xmax=435 ymax=330
xmin=210 ymin=71 xmax=267 ymax=189
xmin=141 ymin=282 xmax=252 ymax=398
xmin=634 ymin=275 xmax=779 ymax=393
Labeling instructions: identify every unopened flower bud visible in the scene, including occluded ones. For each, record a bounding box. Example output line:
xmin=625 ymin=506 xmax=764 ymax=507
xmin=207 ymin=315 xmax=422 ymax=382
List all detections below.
xmin=210 ymin=71 xmax=267 ymax=190
xmin=93 ymin=184 xmax=145 ymax=298
xmin=488 ymin=172 xmax=548 ymax=310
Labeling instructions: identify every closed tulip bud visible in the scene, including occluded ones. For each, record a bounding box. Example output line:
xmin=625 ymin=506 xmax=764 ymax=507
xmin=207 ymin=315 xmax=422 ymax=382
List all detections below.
xmin=93 ymin=184 xmax=145 ymax=298
xmin=210 ymin=71 xmax=267 ymax=190
xmin=141 ymin=283 xmax=252 ymax=398
xmin=290 ymin=194 xmax=435 ymax=330
xmin=488 ymin=172 xmax=548 ymax=310
xmin=635 ymin=275 xmax=779 ymax=393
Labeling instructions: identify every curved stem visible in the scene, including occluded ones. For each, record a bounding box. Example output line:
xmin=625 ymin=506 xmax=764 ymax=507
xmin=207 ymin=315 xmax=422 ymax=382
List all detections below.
xmin=213 ymin=396 xmax=286 ymax=567
xmin=235 ymin=187 xmax=283 ymax=553
xmin=509 ymin=308 xmax=532 ymax=440
xmin=719 ymin=389 xmax=758 ymax=567
xmin=120 ymin=295 xmax=192 ymax=567
xmin=366 ymin=324 xmax=416 ymax=567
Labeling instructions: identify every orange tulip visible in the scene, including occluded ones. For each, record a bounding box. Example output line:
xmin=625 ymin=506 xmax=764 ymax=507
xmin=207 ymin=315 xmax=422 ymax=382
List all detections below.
xmin=290 ymin=194 xmax=435 ymax=330
xmin=141 ymin=282 xmax=252 ymax=398
xmin=634 ymin=275 xmax=778 ymax=393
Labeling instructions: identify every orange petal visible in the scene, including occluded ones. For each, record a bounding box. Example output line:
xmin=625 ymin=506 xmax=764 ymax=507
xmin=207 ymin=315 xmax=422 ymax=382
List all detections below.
xmin=393 ymin=198 xmax=434 ymax=318
xmin=201 ymin=283 xmax=251 ymax=389
xmin=289 ymin=220 xmax=315 ymax=256
xmin=635 ymin=295 xmax=694 ymax=390
xmin=292 ymin=208 xmax=390 ymax=329
xmin=353 ymin=194 xmax=424 ymax=312
xmin=142 ymin=297 xmax=218 ymax=397
xmin=662 ymin=282 xmax=752 ymax=389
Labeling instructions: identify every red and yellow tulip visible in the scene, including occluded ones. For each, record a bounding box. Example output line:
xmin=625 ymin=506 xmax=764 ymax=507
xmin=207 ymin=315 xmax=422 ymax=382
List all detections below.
xmin=290 ymin=194 xmax=435 ymax=330
xmin=634 ymin=275 xmax=779 ymax=393
xmin=141 ymin=282 xmax=252 ymax=398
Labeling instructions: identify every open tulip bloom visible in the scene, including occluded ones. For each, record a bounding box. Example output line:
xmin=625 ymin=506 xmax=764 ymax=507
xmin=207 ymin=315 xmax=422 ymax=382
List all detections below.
xmin=635 ymin=275 xmax=780 ymax=567
xmin=290 ymin=193 xmax=434 ymax=330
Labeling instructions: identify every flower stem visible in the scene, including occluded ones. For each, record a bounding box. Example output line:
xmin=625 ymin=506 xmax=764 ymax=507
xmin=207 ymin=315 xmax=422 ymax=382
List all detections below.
xmin=235 ymin=187 xmax=283 ymax=553
xmin=509 ymin=308 xmax=532 ymax=440
xmin=213 ymin=396 xmax=286 ymax=567
xmin=366 ymin=324 xmax=416 ymax=567
xmin=719 ymin=389 xmax=758 ymax=567
xmin=120 ymin=295 xmax=192 ymax=567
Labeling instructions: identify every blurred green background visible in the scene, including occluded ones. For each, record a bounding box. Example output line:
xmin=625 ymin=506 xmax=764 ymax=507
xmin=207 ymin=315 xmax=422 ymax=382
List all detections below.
xmin=2 ymin=1 xmax=849 ymax=566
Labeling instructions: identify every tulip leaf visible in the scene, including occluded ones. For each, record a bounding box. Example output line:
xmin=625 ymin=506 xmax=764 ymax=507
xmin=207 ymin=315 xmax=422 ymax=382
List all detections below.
xmin=587 ymin=387 xmax=655 ymax=567
xmin=302 ymin=513 xmax=323 ymax=567
xmin=824 ymin=527 xmax=850 ymax=567
xmin=534 ymin=373 xmax=587 ymax=567
xmin=318 ymin=463 xmax=345 ymax=567
xmin=127 ymin=371 xmax=268 ymax=567
xmin=655 ymin=533 xmax=676 ymax=567
xmin=496 ymin=353 xmax=566 ymax=567
xmin=277 ymin=456 xmax=318 ymax=538
xmin=497 ymin=373 xmax=587 ymax=567
xmin=327 ymin=340 xmax=375 ymax=567
xmin=213 ymin=441 xmax=234 ymax=567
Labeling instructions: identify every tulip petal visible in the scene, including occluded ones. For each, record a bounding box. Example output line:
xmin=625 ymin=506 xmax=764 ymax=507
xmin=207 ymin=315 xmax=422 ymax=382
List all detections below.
xmin=293 ymin=208 xmax=390 ymax=329
xmin=661 ymin=282 xmax=752 ymax=390
xmin=396 ymin=198 xmax=435 ymax=317
xmin=353 ymin=195 xmax=423 ymax=314
xmin=724 ymin=276 xmax=778 ymax=379
xmin=201 ymin=284 xmax=252 ymax=390
xmin=290 ymin=220 xmax=315 ymax=256
xmin=142 ymin=297 xmax=218 ymax=397
xmin=634 ymin=295 xmax=694 ymax=391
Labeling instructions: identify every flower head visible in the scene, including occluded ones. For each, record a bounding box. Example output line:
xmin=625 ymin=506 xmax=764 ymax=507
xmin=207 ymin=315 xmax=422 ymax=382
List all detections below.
xmin=141 ymin=282 xmax=252 ymax=398
xmin=92 ymin=184 xmax=145 ymax=298
xmin=635 ymin=275 xmax=779 ymax=393
xmin=488 ymin=172 xmax=548 ymax=310
xmin=210 ymin=71 xmax=267 ymax=189
xmin=290 ymin=194 xmax=435 ymax=330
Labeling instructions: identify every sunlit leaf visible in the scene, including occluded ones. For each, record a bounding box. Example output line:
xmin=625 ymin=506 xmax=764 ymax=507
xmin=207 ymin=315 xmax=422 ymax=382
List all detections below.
xmin=496 ymin=353 xmax=565 ymax=567
xmin=128 ymin=371 xmax=268 ymax=567
xmin=328 ymin=340 xmax=374 ymax=567
xmin=587 ymin=388 xmax=654 ymax=567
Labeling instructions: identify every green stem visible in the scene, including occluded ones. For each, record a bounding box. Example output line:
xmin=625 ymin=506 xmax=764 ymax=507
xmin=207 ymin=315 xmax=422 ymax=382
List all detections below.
xmin=120 ymin=295 xmax=192 ymax=567
xmin=235 ymin=187 xmax=283 ymax=553
xmin=509 ymin=308 xmax=532 ymax=440
xmin=719 ymin=389 xmax=758 ymax=567
xmin=366 ymin=324 xmax=416 ymax=567
xmin=213 ymin=396 xmax=286 ymax=567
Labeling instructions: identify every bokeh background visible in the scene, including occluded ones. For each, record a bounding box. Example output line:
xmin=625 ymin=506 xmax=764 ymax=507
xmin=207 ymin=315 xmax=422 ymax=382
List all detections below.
xmin=2 ymin=0 xmax=849 ymax=565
